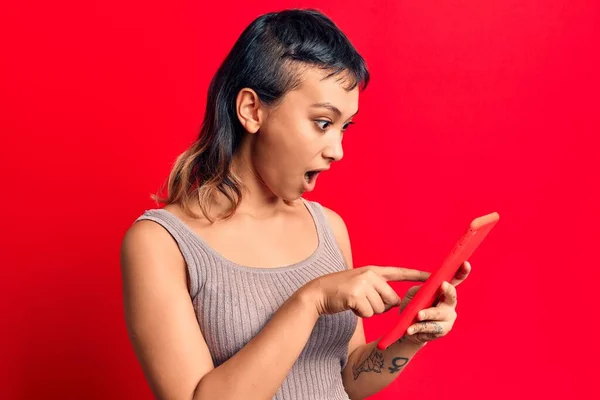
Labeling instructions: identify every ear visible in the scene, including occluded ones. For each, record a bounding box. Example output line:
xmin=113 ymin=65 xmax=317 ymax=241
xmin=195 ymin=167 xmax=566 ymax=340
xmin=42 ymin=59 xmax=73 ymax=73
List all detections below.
xmin=236 ymin=88 xmax=264 ymax=134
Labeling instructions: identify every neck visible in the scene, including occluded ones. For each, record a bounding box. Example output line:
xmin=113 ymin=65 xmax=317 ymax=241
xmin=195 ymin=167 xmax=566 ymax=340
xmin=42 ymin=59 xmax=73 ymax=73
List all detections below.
xmin=189 ymin=135 xmax=293 ymax=220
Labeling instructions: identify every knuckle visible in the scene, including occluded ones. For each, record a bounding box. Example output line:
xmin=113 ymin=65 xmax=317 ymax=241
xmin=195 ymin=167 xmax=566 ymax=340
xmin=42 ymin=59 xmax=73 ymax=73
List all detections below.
xmin=363 ymin=269 xmax=376 ymax=279
xmin=345 ymin=297 xmax=356 ymax=308
xmin=348 ymin=290 xmax=361 ymax=301
xmin=436 ymin=324 xmax=446 ymax=335
xmin=390 ymin=293 xmax=401 ymax=305
xmin=362 ymin=309 xmax=374 ymax=318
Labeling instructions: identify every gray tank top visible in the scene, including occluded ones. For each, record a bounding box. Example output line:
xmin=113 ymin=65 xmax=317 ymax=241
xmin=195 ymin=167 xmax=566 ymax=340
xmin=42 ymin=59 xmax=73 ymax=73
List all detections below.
xmin=134 ymin=197 xmax=357 ymax=400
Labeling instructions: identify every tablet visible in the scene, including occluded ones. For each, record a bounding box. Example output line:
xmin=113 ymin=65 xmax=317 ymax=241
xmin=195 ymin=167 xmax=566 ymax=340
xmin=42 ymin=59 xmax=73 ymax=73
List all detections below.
xmin=376 ymin=212 xmax=500 ymax=350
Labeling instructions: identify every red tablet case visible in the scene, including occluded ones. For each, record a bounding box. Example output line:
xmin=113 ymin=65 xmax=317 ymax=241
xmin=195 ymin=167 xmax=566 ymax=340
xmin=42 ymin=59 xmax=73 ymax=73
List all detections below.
xmin=377 ymin=212 xmax=500 ymax=350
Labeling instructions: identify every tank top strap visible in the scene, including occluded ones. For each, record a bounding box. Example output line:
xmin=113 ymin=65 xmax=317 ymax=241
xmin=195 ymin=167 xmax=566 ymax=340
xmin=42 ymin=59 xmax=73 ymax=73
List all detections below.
xmin=133 ymin=209 xmax=202 ymax=298
xmin=301 ymin=198 xmax=349 ymax=271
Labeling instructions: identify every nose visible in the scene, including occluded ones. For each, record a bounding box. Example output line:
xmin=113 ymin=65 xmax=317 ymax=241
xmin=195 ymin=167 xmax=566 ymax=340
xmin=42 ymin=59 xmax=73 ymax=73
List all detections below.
xmin=322 ymin=132 xmax=344 ymax=162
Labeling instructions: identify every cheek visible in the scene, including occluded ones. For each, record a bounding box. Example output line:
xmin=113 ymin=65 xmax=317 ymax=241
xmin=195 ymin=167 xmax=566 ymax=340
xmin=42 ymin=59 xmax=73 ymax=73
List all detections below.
xmin=250 ymin=134 xmax=293 ymax=188
xmin=257 ymin=123 xmax=311 ymax=168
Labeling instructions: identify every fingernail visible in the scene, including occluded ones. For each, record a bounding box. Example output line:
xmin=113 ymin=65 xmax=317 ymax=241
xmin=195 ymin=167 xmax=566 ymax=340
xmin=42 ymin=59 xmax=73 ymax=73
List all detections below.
xmin=408 ymin=328 xmax=414 ymax=335
xmin=418 ymin=311 xmax=425 ymax=320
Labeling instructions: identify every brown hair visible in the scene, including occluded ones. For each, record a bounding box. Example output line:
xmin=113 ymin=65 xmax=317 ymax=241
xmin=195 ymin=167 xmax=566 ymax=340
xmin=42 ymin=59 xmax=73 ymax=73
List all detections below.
xmin=150 ymin=9 xmax=369 ymax=222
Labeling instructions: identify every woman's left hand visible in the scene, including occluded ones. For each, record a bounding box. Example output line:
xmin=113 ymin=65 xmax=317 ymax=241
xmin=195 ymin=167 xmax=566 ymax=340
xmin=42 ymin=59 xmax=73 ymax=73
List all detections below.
xmin=399 ymin=261 xmax=472 ymax=345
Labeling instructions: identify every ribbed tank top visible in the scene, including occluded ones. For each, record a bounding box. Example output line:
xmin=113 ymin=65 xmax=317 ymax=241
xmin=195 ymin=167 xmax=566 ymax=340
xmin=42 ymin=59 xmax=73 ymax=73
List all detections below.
xmin=134 ymin=197 xmax=357 ymax=400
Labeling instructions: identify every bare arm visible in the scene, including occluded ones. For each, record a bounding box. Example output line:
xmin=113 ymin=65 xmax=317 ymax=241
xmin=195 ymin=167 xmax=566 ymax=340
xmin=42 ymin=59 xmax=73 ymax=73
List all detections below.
xmin=120 ymin=220 xmax=320 ymax=400
xmin=342 ymin=338 xmax=425 ymax=399
xmin=321 ymin=206 xmax=427 ymax=400
xmin=194 ymin=287 xmax=319 ymax=400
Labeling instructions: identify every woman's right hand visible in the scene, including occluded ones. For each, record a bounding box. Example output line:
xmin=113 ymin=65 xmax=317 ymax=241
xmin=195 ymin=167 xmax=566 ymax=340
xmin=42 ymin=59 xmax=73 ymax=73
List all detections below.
xmin=300 ymin=266 xmax=431 ymax=318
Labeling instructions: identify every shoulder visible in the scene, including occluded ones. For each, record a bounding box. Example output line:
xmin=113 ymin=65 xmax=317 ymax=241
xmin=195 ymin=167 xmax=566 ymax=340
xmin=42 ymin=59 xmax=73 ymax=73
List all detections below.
xmin=120 ymin=213 xmax=185 ymax=278
xmin=122 ymin=215 xmax=172 ymax=249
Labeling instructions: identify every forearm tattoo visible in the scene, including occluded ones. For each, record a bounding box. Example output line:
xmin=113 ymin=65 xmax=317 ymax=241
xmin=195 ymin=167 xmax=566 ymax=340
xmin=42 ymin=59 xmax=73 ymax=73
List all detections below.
xmin=353 ymin=349 xmax=384 ymax=380
xmin=389 ymin=357 xmax=409 ymax=373
xmin=352 ymin=346 xmax=412 ymax=380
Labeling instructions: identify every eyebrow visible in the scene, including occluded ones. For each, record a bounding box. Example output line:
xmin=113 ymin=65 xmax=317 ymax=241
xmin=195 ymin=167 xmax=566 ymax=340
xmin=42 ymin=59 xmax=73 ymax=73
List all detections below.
xmin=310 ymin=102 xmax=359 ymax=118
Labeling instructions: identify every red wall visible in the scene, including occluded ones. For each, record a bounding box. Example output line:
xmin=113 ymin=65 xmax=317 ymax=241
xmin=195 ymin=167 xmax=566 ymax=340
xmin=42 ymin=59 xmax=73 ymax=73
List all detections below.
xmin=2 ymin=1 xmax=598 ymax=399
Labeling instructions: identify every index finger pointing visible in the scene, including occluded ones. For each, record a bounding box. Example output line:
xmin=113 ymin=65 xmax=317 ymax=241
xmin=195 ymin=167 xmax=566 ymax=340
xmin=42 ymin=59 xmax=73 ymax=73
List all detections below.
xmin=374 ymin=266 xmax=431 ymax=282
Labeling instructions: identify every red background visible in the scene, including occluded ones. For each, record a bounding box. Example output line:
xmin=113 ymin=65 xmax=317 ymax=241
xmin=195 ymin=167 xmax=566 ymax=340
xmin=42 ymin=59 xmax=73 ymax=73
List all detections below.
xmin=1 ymin=1 xmax=598 ymax=399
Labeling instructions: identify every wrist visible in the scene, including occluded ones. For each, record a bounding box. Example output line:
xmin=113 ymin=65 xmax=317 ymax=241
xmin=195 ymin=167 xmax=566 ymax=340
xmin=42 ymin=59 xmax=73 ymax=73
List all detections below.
xmin=375 ymin=335 xmax=427 ymax=353
xmin=398 ymin=335 xmax=428 ymax=349
xmin=291 ymin=284 xmax=321 ymax=321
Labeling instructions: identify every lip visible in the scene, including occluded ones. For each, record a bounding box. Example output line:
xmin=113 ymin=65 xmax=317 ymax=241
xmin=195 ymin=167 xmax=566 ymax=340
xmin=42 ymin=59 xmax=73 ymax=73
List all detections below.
xmin=307 ymin=167 xmax=330 ymax=174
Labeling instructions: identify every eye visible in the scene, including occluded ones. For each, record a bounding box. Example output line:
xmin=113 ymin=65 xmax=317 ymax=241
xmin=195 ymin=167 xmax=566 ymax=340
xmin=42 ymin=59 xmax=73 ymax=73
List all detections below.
xmin=314 ymin=120 xmax=355 ymax=131
xmin=342 ymin=121 xmax=355 ymax=131
xmin=314 ymin=120 xmax=332 ymax=131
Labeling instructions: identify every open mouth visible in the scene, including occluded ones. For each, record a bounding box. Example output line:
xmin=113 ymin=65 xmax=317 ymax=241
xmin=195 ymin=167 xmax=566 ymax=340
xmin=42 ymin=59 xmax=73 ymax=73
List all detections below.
xmin=303 ymin=168 xmax=328 ymax=191
xmin=304 ymin=170 xmax=320 ymax=184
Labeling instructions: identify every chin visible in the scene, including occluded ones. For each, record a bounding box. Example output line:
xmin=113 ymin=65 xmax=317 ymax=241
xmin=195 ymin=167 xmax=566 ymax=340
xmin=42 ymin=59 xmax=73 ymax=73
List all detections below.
xmin=275 ymin=186 xmax=304 ymax=203
xmin=259 ymin=173 xmax=305 ymax=202
xmin=280 ymin=191 xmax=303 ymax=203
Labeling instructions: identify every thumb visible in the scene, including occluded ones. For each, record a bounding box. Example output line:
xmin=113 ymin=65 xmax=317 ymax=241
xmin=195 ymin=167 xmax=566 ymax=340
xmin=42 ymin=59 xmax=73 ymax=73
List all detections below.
xmin=406 ymin=285 xmax=422 ymax=297
xmin=384 ymin=297 xmax=402 ymax=312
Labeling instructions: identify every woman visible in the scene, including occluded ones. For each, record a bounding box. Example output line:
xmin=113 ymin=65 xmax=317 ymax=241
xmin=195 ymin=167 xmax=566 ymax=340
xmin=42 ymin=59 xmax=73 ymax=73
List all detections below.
xmin=120 ymin=8 xmax=471 ymax=400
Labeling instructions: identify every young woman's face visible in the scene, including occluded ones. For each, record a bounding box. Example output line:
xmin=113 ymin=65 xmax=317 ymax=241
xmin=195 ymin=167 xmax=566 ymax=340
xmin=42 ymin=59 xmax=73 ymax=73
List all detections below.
xmin=252 ymin=67 xmax=359 ymax=201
